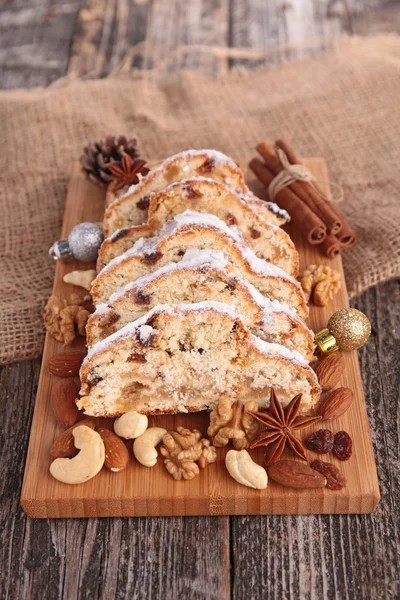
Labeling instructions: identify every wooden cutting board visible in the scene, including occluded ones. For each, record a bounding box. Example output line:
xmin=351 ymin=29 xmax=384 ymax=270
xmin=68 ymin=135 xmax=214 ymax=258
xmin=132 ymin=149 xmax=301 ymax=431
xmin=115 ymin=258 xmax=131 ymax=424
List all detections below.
xmin=21 ymin=159 xmax=380 ymax=518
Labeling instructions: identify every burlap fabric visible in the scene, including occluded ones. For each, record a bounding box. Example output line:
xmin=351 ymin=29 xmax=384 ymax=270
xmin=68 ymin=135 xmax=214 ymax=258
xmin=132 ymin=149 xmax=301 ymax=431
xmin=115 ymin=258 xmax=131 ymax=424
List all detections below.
xmin=1 ymin=35 xmax=399 ymax=364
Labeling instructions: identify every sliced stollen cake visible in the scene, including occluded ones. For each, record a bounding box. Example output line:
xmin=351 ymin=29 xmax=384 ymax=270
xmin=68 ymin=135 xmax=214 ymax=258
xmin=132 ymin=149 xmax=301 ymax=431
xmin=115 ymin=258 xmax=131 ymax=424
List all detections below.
xmin=103 ymin=149 xmax=289 ymax=236
xmin=78 ymin=302 xmax=320 ymax=417
xmin=91 ymin=211 xmax=308 ymax=318
xmin=101 ymin=177 xmax=298 ymax=277
xmin=87 ymin=249 xmax=314 ymax=360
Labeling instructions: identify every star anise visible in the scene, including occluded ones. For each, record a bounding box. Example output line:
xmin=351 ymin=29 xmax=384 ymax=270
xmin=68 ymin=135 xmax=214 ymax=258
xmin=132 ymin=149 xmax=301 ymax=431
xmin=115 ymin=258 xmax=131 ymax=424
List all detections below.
xmin=107 ymin=154 xmax=149 ymax=191
xmin=249 ymin=388 xmax=322 ymax=466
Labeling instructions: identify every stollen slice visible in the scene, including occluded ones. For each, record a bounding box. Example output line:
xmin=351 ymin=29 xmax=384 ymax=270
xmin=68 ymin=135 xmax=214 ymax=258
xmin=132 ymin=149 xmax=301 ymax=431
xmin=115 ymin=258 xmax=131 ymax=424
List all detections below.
xmin=79 ymin=302 xmax=321 ymax=417
xmin=87 ymin=248 xmax=314 ymax=360
xmin=102 ymin=177 xmax=298 ymax=277
xmin=91 ymin=211 xmax=308 ymax=318
xmin=103 ymin=148 xmax=289 ymax=235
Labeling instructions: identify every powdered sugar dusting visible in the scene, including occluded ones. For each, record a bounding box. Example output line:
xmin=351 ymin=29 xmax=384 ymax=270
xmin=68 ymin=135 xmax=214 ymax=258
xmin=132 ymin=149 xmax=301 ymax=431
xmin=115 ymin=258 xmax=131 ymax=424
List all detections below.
xmin=121 ymin=149 xmax=241 ymax=198
xmin=86 ymin=301 xmax=308 ymax=371
xmin=86 ymin=310 xmax=161 ymax=359
xmin=100 ymin=210 xmax=240 ymax=274
xmin=165 ymin=177 xmax=283 ymax=231
xmin=86 ymin=301 xmax=240 ymax=359
xmin=99 ymin=249 xmax=229 ymax=306
xmin=166 ymin=149 xmax=239 ymax=169
xmin=239 ymin=243 xmax=299 ymax=285
xmin=250 ymin=334 xmax=307 ymax=366
xmin=98 ymin=210 xmax=300 ymax=288
xmin=180 ymin=248 xmax=229 ymax=268
xmin=243 ymin=190 xmax=290 ymax=221
xmin=92 ymin=303 xmax=111 ymax=316
xmin=91 ymin=249 xmax=300 ymax=329
xmin=177 ymin=300 xmax=240 ymax=319
xmin=137 ymin=325 xmax=155 ymax=345
xmin=172 ymin=210 xmax=243 ymax=238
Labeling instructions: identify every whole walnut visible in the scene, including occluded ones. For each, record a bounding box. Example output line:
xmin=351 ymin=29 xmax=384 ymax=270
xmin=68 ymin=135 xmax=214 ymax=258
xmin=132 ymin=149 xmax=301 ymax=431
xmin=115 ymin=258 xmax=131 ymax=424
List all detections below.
xmin=160 ymin=426 xmax=216 ymax=481
xmin=299 ymin=264 xmax=341 ymax=307
xmin=44 ymin=293 xmax=90 ymax=345
xmin=207 ymin=396 xmax=261 ymax=449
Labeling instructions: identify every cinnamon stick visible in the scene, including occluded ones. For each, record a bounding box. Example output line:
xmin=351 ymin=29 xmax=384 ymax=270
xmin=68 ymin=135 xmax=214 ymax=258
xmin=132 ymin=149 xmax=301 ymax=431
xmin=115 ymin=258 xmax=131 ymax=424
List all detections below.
xmin=319 ymin=233 xmax=342 ymax=258
xmin=249 ymin=158 xmax=327 ymax=245
xmin=257 ymin=140 xmax=342 ymax=235
xmin=337 ymin=220 xmax=357 ymax=247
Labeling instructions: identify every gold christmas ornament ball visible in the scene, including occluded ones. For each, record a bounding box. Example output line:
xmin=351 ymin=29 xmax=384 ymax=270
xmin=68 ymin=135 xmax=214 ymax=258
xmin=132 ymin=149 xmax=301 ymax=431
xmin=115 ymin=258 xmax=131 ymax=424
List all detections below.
xmin=328 ymin=308 xmax=371 ymax=352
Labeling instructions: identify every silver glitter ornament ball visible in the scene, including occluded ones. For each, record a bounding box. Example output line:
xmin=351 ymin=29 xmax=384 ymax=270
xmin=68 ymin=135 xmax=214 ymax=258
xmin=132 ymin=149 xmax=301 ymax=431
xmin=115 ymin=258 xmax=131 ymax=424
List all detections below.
xmin=68 ymin=223 xmax=103 ymax=261
xmin=49 ymin=222 xmax=104 ymax=262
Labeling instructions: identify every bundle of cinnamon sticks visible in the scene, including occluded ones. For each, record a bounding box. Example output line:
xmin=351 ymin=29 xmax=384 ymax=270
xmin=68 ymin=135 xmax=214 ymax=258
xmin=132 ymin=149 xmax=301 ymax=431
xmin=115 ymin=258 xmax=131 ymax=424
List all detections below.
xmin=249 ymin=140 xmax=357 ymax=258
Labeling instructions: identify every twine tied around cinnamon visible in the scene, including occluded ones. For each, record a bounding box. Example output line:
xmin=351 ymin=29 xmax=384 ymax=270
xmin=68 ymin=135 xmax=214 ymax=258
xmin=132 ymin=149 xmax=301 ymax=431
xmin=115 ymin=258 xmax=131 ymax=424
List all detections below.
xmin=267 ymin=146 xmax=344 ymax=205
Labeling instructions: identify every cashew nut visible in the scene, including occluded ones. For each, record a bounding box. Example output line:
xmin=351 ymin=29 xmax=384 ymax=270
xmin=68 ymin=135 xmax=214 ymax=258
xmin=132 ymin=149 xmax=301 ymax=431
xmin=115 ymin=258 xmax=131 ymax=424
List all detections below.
xmin=113 ymin=410 xmax=148 ymax=439
xmin=63 ymin=269 xmax=97 ymax=291
xmin=50 ymin=425 xmax=105 ymax=484
xmin=225 ymin=449 xmax=268 ymax=489
xmin=133 ymin=427 xmax=167 ymax=467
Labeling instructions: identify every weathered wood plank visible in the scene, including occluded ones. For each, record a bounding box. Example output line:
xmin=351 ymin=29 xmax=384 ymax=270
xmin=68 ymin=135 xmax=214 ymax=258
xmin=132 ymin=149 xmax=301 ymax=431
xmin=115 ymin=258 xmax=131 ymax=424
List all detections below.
xmin=0 ymin=0 xmax=83 ymax=89
xmin=1 ymin=0 xmax=399 ymax=88
xmin=228 ymin=0 xmax=347 ymax=68
xmin=68 ymin=0 xmax=230 ymax=77
xmin=143 ymin=0 xmax=230 ymax=73
xmin=230 ymin=278 xmax=400 ymax=600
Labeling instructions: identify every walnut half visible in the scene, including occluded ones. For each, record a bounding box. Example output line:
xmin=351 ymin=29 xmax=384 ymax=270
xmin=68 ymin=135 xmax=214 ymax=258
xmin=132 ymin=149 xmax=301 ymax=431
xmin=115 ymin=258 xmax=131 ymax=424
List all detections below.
xmin=160 ymin=426 xmax=217 ymax=481
xmin=207 ymin=396 xmax=261 ymax=450
xmin=299 ymin=264 xmax=341 ymax=307
xmin=44 ymin=293 xmax=91 ymax=345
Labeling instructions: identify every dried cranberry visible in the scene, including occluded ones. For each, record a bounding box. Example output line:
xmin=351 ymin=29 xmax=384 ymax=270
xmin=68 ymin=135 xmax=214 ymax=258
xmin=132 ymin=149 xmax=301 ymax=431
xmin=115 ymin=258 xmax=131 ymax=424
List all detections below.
xmin=250 ymin=228 xmax=261 ymax=239
xmin=305 ymin=429 xmax=334 ymax=454
xmin=142 ymin=251 xmax=162 ymax=265
xmin=183 ymin=183 xmax=202 ymax=199
xmin=87 ymin=372 xmax=103 ymax=387
xmin=333 ymin=431 xmax=353 ymax=461
xmin=134 ymin=290 xmax=152 ymax=305
xmin=226 ymin=212 xmax=237 ymax=226
xmin=127 ymin=353 xmax=147 ymax=363
xmin=100 ymin=312 xmax=120 ymax=327
xmin=197 ymin=158 xmax=215 ymax=174
xmin=311 ymin=459 xmax=346 ymax=490
xmin=136 ymin=196 xmax=150 ymax=210
xmin=111 ymin=228 xmax=129 ymax=242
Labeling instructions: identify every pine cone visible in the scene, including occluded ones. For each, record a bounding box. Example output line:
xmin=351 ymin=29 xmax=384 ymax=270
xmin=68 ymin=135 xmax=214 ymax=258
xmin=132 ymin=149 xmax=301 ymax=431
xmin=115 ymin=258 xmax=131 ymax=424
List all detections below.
xmin=80 ymin=135 xmax=141 ymax=187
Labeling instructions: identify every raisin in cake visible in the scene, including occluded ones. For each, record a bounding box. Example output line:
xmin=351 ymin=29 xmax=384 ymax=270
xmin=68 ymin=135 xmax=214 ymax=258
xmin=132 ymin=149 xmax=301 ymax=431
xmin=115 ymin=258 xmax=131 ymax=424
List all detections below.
xmin=91 ymin=211 xmax=308 ymax=318
xmin=79 ymin=303 xmax=320 ymax=417
xmin=101 ymin=177 xmax=298 ymax=277
xmin=87 ymin=249 xmax=314 ymax=360
xmin=103 ymin=149 xmax=289 ymax=236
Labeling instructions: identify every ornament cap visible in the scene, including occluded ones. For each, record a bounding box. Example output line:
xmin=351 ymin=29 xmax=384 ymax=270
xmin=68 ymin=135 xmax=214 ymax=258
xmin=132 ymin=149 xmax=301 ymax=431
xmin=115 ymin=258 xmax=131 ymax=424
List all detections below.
xmin=315 ymin=328 xmax=339 ymax=356
xmin=49 ymin=239 xmax=73 ymax=262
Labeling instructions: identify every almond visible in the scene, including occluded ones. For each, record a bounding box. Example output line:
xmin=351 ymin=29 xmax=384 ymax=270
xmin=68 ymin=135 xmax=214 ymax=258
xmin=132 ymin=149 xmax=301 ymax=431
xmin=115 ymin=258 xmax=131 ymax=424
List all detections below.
xmin=48 ymin=351 xmax=86 ymax=377
xmin=98 ymin=429 xmax=129 ymax=472
xmin=317 ymin=387 xmax=353 ymax=421
xmin=314 ymin=352 xmax=344 ymax=391
xmin=50 ymin=419 xmax=95 ymax=458
xmin=268 ymin=460 xmax=327 ymax=489
xmin=50 ymin=378 xmax=80 ymax=428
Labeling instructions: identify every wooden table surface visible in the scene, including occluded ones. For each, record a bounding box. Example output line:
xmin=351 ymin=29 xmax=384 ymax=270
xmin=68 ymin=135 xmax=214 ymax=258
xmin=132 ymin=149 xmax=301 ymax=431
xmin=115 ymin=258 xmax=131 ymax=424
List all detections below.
xmin=1 ymin=1 xmax=400 ymax=598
